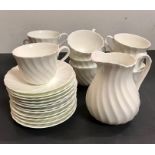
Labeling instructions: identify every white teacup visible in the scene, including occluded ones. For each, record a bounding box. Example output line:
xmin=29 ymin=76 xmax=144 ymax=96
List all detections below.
xmin=23 ymin=30 xmax=68 ymax=45
xmin=105 ymin=33 xmax=151 ymax=71
xmin=12 ymin=43 xmax=70 ymax=85
xmin=67 ymin=29 xmax=105 ymax=61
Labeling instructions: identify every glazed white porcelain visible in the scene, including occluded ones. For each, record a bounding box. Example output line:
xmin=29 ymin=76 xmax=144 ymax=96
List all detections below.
xmin=4 ymin=61 xmax=75 ymax=94
xmin=69 ymin=58 xmax=97 ymax=68
xmin=8 ymin=81 xmax=76 ymax=103
xmin=10 ymin=91 xmax=76 ymax=115
xmin=9 ymin=88 xmax=77 ymax=109
xmin=105 ymin=33 xmax=151 ymax=71
xmin=4 ymin=60 xmax=77 ymax=128
xmin=86 ymin=51 xmax=152 ymax=125
xmin=11 ymin=101 xmax=77 ymax=128
xmin=67 ymin=29 xmax=105 ymax=61
xmin=8 ymin=79 xmax=76 ymax=99
xmin=23 ymin=30 xmax=68 ymax=45
xmin=12 ymin=43 xmax=70 ymax=85
xmin=72 ymin=65 xmax=97 ymax=86
xmin=10 ymin=96 xmax=77 ymax=128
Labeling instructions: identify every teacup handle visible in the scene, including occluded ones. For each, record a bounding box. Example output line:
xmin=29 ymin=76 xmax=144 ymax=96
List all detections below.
xmin=134 ymin=53 xmax=152 ymax=90
xmin=105 ymin=35 xmax=114 ymax=51
xmin=23 ymin=38 xmax=31 ymax=44
xmin=91 ymin=28 xmax=106 ymax=52
xmin=58 ymin=46 xmax=70 ymax=61
xmin=59 ymin=33 xmax=68 ymax=46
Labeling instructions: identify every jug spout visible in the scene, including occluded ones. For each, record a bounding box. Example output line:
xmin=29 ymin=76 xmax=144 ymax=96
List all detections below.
xmin=91 ymin=51 xmax=136 ymax=69
xmin=133 ymin=54 xmax=152 ymax=90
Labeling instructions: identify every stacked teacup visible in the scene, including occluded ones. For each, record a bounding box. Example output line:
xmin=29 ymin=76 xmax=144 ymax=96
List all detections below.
xmin=4 ymin=31 xmax=77 ymax=128
xmin=23 ymin=30 xmax=68 ymax=45
xmin=67 ymin=29 xmax=105 ymax=86
xmin=105 ymin=33 xmax=152 ymax=89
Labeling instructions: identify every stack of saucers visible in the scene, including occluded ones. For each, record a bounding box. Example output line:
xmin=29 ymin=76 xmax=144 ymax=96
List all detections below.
xmin=4 ymin=61 xmax=77 ymax=128
xmin=4 ymin=43 xmax=77 ymax=129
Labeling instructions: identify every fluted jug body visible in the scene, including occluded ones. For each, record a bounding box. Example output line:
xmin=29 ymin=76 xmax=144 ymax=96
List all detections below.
xmin=86 ymin=52 xmax=151 ymax=125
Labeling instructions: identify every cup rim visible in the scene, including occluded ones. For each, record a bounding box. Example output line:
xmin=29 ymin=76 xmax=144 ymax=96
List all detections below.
xmin=114 ymin=33 xmax=151 ymax=49
xmin=12 ymin=43 xmax=59 ymax=59
xmin=27 ymin=30 xmax=60 ymax=39
xmin=67 ymin=30 xmax=104 ymax=54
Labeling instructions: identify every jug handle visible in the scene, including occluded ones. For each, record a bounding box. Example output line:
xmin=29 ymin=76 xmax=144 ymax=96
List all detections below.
xmin=105 ymin=35 xmax=114 ymax=52
xmin=135 ymin=54 xmax=152 ymax=90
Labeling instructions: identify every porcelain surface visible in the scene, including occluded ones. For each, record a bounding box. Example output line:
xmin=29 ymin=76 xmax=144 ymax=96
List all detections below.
xmin=7 ymin=79 xmax=76 ymax=99
xmin=86 ymin=52 xmax=152 ymax=125
xmin=11 ymin=100 xmax=77 ymax=128
xmin=105 ymin=33 xmax=151 ymax=72
xmin=69 ymin=59 xmax=97 ymax=68
xmin=12 ymin=43 xmax=70 ymax=85
xmin=72 ymin=65 xmax=97 ymax=86
xmin=4 ymin=60 xmax=75 ymax=94
xmin=5 ymin=60 xmax=77 ymax=128
xmin=67 ymin=29 xmax=105 ymax=61
xmin=23 ymin=30 xmax=68 ymax=45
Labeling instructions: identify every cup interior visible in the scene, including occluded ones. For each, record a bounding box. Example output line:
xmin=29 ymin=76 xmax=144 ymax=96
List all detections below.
xmin=28 ymin=30 xmax=60 ymax=39
xmin=68 ymin=30 xmax=104 ymax=53
xmin=114 ymin=33 xmax=151 ymax=49
xmin=12 ymin=43 xmax=59 ymax=58
xmin=91 ymin=52 xmax=136 ymax=67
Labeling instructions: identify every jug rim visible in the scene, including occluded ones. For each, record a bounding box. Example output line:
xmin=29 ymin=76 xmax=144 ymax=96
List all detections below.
xmin=91 ymin=51 xmax=136 ymax=68
xmin=114 ymin=33 xmax=151 ymax=49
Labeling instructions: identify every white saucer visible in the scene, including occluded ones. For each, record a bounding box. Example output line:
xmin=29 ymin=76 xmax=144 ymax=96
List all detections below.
xmin=8 ymin=80 xmax=77 ymax=101
xmin=6 ymin=78 xmax=77 ymax=98
xmin=4 ymin=61 xmax=76 ymax=94
xmin=10 ymin=92 xmax=76 ymax=113
xmin=11 ymin=100 xmax=77 ymax=128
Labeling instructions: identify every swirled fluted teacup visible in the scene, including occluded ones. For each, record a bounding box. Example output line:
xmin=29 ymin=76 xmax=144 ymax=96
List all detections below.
xmin=23 ymin=30 xmax=68 ymax=46
xmin=12 ymin=43 xmax=70 ymax=85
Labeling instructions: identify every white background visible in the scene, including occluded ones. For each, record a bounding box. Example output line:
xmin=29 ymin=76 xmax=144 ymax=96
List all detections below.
xmin=1 ymin=10 xmax=155 ymax=53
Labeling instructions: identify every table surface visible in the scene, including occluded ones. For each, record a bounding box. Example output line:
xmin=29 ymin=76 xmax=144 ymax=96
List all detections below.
xmin=0 ymin=52 xmax=155 ymax=144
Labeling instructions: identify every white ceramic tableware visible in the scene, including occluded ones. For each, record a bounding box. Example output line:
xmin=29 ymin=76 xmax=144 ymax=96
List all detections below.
xmin=69 ymin=58 xmax=97 ymax=68
xmin=23 ymin=30 xmax=68 ymax=45
xmin=71 ymin=64 xmax=97 ymax=86
xmin=4 ymin=60 xmax=77 ymax=128
xmin=105 ymin=33 xmax=151 ymax=71
xmin=4 ymin=61 xmax=75 ymax=94
xmin=86 ymin=51 xmax=152 ymax=125
xmin=12 ymin=43 xmax=70 ymax=85
xmin=67 ymin=29 xmax=105 ymax=61
xmin=10 ymin=94 xmax=76 ymax=114
xmin=7 ymin=79 xmax=76 ymax=100
xmin=9 ymin=90 xmax=77 ymax=109
xmin=11 ymin=100 xmax=77 ymax=128
xmin=9 ymin=84 xmax=77 ymax=105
